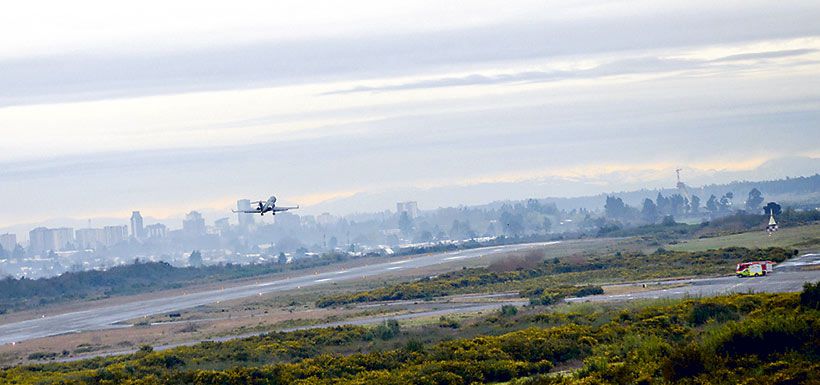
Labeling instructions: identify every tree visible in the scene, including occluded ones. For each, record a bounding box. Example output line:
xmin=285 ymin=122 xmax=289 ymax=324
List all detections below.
xmin=542 ymin=217 xmax=552 ymax=234
xmin=276 ymin=236 xmax=304 ymax=253
xmin=526 ymin=199 xmax=542 ymax=213
xmin=656 ymin=193 xmax=671 ymax=216
xmin=746 ymin=188 xmax=764 ymax=212
xmin=669 ymin=194 xmax=686 ymax=216
xmin=414 ymin=230 xmax=433 ymax=243
xmin=706 ymin=195 xmax=719 ymax=213
xmin=398 ymin=212 xmax=414 ymax=237
xmin=449 ymin=220 xmax=473 ymax=240
xmin=605 ymin=196 xmax=628 ymax=219
xmin=690 ymin=195 xmax=701 ymax=214
xmin=763 ymin=202 xmax=782 ymax=216
xmin=277 ymin=252 xmax=288 ymax=264
xmin=188 ymin=250 xmax=203 ymax=267
xmin=0 ymin=245 xmax=5 ymax=259
xmin=641 ymin=198 xmax=658 ymax=223
xmin=499 ymin=212 xmax=524 ymax=237
xmin=719 ymin=192 xmax=734 ymax=212
xmin=484 ymin=222 xmax=495 ymax=236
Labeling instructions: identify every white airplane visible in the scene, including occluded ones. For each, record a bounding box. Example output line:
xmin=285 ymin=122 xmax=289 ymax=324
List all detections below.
xmin=233 ymin=196 xmax=299 ymax=216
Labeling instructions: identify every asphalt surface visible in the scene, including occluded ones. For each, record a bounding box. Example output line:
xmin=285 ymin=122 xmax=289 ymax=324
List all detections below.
xmin=565 ymin=253 xmax=820 ymax=303
xmin=0 ymin=241 xmax=557 ymax=345
xmin=56 ymin=299 xmax=530 ymax=362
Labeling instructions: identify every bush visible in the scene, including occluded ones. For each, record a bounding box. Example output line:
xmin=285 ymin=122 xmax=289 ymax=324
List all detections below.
xmin=712 ymin=314 xmax=811 ymax=359
xmin=27 ymin=351 xmax=57 ymax=360
xmin=800 ymin=281 xmax=820 ymax=309
xmin=374 ymin=319 xmax=401 ymax=340
xmin=500 ymin=305 xmax=518 ymax=317
xmin=662 ymin=344 xmax=705 ymax=381
xmin=404 ymin=339 xmax=425 ymax=353
xmin=439 ymin=316 xmax=461 ymax=329
xmin=688 ymin=302 xmax=739 ymax=325
xmin=573 ymin=286 xmax=604 ymax=297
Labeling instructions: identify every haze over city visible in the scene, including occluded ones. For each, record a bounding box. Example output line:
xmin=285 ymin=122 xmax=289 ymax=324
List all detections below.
xmin=2 ymin=0 xmax=820 ymax=233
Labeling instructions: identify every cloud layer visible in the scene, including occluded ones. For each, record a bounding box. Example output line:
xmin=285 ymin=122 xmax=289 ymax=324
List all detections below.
xmin=1 ymin=0 xmax=819 ymax=229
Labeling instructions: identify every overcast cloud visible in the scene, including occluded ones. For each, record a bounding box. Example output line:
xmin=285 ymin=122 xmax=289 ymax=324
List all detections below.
xmin=1 ymin=0 xmax=819 ymax=231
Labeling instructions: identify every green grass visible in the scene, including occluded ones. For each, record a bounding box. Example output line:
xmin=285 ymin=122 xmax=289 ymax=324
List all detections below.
xmin=668 ymin=223 xmax=820 ymax=253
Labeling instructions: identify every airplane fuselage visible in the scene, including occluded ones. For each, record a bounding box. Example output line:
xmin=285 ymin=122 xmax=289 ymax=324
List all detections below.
xmin=234 ymin=195 xmax=298 ymax=216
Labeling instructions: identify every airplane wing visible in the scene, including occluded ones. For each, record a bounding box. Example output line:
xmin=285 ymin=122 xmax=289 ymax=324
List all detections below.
xmin=272 ymin=206 xmax=299 ymax=212
xmin=232 ymin=209 xmax=261 ymax=213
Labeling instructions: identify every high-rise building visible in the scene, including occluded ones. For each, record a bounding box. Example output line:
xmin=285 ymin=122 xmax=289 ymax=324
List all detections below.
xmin=183 ymin=211 xmax=206 ymax=236
xmin=317 ymin=212 xmax=336 ymax=226
xmin=28 ymin=227 xmax=75 ymax=253
xmin=51 ymin=228 xmax=75 ymax=251
xmin=104 ymin=225 xmax=128 ymax=246
xmin=0 ymin=233 xmax=16 ymax=253
xmin=130 ymin=211 xmax=144 ymax=240
xmin=76 ymin=228 xmax=106 ymax=249
xmin=215 ymin=217 xmax=230 ymax=232
xmin=145 ymin=223 xmax=168 ymax=239
xmin=237 ymin=199 xmax=255 ymax=228
xmin=29 ymin=227 xmax=53 ymax=255
xmin=396 ymin=201 xmax=419 ymax=219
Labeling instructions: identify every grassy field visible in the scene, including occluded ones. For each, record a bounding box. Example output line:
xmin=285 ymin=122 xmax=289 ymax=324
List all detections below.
xmin=3 ymin=289 xmax=818 ymax=385
xmin=668 ymin=223 xmax=820 ymax=253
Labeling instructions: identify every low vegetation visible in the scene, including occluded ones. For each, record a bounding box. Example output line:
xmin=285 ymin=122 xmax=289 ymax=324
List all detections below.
xmin=316 ymin=247 xmax=797 ymax=307
xmin=2 ymin=287 xmax=817 ymax=384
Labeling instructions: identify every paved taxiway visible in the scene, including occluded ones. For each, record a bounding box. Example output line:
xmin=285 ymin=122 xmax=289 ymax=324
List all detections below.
xmin=0 ymin=242 xmax=557 ymax=345
xmin=565 ymin=253 xmax=820 ymax=303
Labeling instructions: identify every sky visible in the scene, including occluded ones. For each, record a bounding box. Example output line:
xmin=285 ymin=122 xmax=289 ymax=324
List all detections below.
xmin=1 ymin=0 xmax=820 ymax=234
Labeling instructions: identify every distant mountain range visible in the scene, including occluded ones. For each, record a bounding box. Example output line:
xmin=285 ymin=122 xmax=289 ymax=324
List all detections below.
xmin=307 ymin=156 xmax=820 ymax=215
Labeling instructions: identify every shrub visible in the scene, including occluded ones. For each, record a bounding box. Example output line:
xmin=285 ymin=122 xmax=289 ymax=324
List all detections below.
xmin=500 ymin=305 xmax=518 ymax=317
xmin=374 ymin=319 xmax=401 ymax=340
xmin=574 ymin=286 xmax=604 ymax=297
xmin=27 ymin=351 xmax=57 ymax=360
xmin=800 ymin=281 xmax=820 ymax=309
xmin=712 ymin=314 xmax=811 ymax=359
xmin=404 ymin=339 xmax=425 ymax=353
xmin=439 ymin=316 xmax=461 ymax=329
xmin=688 ymin=302 xmax=739 ymax=325
xmin=662 ymin=344 xmax=705 ymax=381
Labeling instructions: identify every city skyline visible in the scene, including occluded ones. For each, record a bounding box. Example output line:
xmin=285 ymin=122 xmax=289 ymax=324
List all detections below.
xmin=3 ymin=155 xmax=820 ymax=239
xmin=3 ymin=161 xmax=818 ymax=243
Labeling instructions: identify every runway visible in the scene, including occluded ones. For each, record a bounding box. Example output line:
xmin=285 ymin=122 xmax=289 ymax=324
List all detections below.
xmin=0 ymin=241 xmax=556 ymax=345
xmin=55 ymin=299 xmax=531 ymax=362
